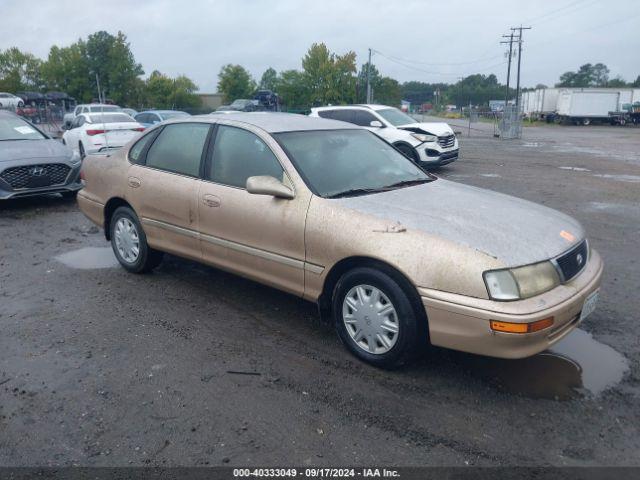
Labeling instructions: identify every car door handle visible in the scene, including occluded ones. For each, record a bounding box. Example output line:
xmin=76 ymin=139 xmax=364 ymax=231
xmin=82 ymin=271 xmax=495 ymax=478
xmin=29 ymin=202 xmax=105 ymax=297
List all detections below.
xmin=128 ymin=176 xmax=141 ymax=188
xmin=202 ymin=194 xmax=221 ymax=208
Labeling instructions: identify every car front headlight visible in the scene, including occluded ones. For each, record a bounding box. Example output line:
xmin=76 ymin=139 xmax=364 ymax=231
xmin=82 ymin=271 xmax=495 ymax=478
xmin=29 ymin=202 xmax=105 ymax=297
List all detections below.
xmin=69 ymin=151 xmax=82 ymax=165
xmin=483 ymin=261 xmax=560 ymax=301
xmin=411 ymin=133 xmax=437 ymax=143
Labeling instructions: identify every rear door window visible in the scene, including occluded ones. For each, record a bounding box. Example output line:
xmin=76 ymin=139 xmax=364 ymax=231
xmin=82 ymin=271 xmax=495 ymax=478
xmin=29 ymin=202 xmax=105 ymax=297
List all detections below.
xmin=144 ymin=123 xmax=210 ymax=177
xmin=353 ymin=110 xmax=378 ymax=127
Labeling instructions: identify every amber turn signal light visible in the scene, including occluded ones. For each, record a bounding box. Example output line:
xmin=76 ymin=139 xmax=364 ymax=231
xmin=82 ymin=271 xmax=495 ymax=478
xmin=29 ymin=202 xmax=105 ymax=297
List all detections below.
xmin=490 ymin=317 xmax=554 ymax=334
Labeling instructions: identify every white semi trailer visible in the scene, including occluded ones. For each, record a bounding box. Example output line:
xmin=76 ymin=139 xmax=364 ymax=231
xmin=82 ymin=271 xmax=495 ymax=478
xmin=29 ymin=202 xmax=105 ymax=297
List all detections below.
xmin=556 ymin=89 xmax=625 ymax=125
xmin=521 ymin=88 xmax=560 ymax=121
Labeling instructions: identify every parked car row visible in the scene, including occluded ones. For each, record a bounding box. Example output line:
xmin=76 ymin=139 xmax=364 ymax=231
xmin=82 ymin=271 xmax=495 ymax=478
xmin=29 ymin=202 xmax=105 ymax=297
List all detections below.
xmin=72 ymin=111 xmax=601 ymax=368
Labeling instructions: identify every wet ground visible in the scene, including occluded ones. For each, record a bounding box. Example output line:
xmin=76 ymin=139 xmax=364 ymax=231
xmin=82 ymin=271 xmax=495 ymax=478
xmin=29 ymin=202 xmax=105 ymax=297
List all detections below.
xmin=1 ymin=124 xmax=639 ymax=466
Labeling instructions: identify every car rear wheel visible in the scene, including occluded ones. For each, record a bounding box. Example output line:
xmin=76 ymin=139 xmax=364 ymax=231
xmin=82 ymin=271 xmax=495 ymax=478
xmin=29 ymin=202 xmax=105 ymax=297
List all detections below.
xmin=110 ymin=206 xmax=163 ymax=273
xmin=333 ymin=266 xmax=425 ymax=368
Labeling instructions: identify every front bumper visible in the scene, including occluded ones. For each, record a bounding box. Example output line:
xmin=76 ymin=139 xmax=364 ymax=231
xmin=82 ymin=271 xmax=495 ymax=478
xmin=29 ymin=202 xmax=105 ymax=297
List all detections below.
xmin=0 ymin=164 xmax=82 ymax=200
xmin=419 ymin=248 xmax=604 ymax=359
xmin=416 ymin=139 xmax=460 ymax=167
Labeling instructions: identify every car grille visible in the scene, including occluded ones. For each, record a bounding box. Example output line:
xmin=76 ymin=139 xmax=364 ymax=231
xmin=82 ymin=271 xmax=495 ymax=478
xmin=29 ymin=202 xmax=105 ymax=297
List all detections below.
xmin=438 ymin=134 xmax=455 ymax=148
xmin=0 ymin=163 xmax=71 ymax=190
xmin=555 ymin=240 xmax=588 ymax=282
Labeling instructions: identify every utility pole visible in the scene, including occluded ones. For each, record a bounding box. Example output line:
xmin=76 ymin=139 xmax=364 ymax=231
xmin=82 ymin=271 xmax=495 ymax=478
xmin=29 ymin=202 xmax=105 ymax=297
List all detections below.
xmin=95 ymin=73 xmax=103 ymax=104
xmin=500 ymin=33 xmax=515 ymax=109
xmin=366 ymin=48 xmax=372 ymax=104
xmin=511 ymin=25 xmax=531 ymax=112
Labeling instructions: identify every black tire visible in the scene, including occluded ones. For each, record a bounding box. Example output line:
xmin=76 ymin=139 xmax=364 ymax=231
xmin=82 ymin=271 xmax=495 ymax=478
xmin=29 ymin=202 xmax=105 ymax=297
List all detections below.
xmin=62 ymin=138 xmax=66 ymax=145
xmin=79 ymin=142 xmax=86 ymax=159
xmin=395 ymin=143 xmax=419 ymax=163
xmin=17 ymin=101 xmax=24 ymax=108
xmin=109 ymin=206 xmax=163 ymax=273
xmin=332 ymin=266 xmax=427 ymax=369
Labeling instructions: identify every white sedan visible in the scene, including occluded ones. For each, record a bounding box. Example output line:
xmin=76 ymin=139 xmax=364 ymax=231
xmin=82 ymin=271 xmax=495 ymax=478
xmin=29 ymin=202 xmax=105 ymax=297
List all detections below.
xmin=62 ymin=112 xmax=144 ymax=158
xmin=0 ymin=92 xmax=24 ymax=110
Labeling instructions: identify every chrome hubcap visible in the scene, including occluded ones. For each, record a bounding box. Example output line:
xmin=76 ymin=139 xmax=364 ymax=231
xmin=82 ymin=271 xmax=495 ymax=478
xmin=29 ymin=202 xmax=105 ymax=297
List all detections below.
xmin=342 ymin=284 xmax=399 ymax=355
xmin=114 ymin=217 xmax=140 ymax=263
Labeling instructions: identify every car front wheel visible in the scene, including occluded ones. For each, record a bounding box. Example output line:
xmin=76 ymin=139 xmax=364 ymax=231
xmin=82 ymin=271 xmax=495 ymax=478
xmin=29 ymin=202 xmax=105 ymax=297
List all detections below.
xmin=110 ymin=206 xmax=163 ymax=273
xmin=333 ymin=266 xmax=425 ymax=368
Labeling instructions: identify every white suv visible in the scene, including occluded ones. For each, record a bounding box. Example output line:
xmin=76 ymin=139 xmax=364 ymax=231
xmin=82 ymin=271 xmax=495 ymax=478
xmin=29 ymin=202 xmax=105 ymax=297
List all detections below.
xmin=309 ymin=104 xmax=459 ymax=167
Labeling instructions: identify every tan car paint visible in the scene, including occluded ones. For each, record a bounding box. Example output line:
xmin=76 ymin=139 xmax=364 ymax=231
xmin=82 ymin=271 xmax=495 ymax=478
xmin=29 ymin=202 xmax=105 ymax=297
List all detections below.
xmin=77 ymin=115 xmax=603 ymax=360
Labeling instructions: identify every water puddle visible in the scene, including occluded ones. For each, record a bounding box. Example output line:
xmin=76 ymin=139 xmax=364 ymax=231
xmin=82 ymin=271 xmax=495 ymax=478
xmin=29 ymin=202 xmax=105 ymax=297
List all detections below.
xmin=463 ymin=329 xmax=628 ymax=400
xmin=55 ymin=247 xmax=118 ymax=269
xmin=558 ymin=166 xmax=591 ymax=172
xmin=592 ymin=174 xmax=640 ymax=183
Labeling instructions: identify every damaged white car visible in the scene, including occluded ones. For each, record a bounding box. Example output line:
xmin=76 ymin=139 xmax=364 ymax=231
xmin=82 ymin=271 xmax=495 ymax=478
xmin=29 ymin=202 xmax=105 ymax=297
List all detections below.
xmin=310 ymin=104 xmax=459 ymax=167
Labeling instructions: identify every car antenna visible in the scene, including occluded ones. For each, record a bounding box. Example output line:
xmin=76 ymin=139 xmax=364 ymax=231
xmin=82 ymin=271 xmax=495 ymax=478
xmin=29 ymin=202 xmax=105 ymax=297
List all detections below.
xmin=97 ymin=75 xmax=110 ymax=153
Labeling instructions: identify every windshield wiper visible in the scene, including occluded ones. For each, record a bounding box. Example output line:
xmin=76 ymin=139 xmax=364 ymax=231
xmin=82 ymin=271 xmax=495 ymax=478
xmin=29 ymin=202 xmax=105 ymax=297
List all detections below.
xmin=379 ymin=178 xmax=432 ymax=191
xmin=325 ymin=187 xmax=386 ymax=199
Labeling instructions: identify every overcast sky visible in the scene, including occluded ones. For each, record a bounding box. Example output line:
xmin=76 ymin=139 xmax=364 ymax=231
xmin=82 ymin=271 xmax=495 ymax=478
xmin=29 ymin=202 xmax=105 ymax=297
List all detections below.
xmin=2 ymin=0 xmax=639 ymax=92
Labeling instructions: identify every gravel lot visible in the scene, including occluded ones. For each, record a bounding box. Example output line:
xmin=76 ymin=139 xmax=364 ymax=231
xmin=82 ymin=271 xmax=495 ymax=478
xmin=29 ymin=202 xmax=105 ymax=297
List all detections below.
xmin=1 ymin=123 xmax=639 ymax=467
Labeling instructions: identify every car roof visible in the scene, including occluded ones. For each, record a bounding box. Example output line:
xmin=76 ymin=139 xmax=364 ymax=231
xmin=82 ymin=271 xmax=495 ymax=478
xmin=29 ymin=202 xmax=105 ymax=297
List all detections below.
xmin=312 ymin=104 xmax=393 ymax=112
xmin=139 ymin=110 xmax=186 ymax=115
xmin=190 ymin=112 xmax=357 ymax=133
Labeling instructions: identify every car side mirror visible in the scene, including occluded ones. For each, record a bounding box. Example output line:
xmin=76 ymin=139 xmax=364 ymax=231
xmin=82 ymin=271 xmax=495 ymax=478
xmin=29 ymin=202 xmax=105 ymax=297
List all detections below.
xmin=370 ymin=120 xmax=384 ymax=128
xmin=61 ymin=124 xmax=69 ymax=131
xmin=246 ymin=175 xmax=294 ymax=199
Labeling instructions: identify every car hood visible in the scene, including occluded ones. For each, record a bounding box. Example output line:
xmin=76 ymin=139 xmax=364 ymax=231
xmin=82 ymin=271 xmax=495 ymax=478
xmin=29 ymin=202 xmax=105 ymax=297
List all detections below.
xmin=335 ymin=179 xmax=584 ymax=267
xmin=0 ymin=139 xmax=72 ymax=163
xmin=398 ymin=122 xmax=454 ymax=136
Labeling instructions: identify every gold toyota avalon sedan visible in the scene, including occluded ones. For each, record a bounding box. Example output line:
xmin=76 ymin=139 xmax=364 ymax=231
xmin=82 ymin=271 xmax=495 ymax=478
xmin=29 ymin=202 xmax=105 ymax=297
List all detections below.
xmin=77 ymin=113 xmax=603 ymax=368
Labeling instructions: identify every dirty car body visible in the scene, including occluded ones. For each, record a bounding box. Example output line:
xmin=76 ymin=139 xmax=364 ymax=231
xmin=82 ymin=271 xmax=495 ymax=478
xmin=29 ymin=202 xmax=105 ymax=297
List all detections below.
xmin=0 ymin=111 xmax=82 ymax=200
xmin=77 ymin=112 xmax=603 ymax=367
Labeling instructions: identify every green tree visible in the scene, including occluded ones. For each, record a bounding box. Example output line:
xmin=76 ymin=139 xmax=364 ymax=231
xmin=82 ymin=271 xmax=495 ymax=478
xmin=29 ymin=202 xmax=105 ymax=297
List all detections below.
xmin=274 ymin=69 xmax=308 ymax=110
xmin=259 ymin=67 xmax=278 ymax=91
xmin=217 ymin=64 xmax=256 ymax=103
xmin=400 ymin=81 xmax=448 ymax=106
xmin=607 ymin=76 xmax=628 ymax=88
xmin=356 ymin=62 xmax=402 ymax=105
xmin=302 ymin=43 xmax=356 ymax=106
xmin=446 ymin=74 xmax=512 ymax=107
xmin=557 ymin=63 xmax=611 ymax=87
xmin=0 ymin=47 xmax=43 ymax=92
xmin=143 ymin=71 xmax=200 ymax=109
xmin=41 ymin=42 xmax=92 ymax=101
xmin=632 ymin=75 xmax=640 ymax=88
xmin=85 ymin=31 xmax=144 ymax=104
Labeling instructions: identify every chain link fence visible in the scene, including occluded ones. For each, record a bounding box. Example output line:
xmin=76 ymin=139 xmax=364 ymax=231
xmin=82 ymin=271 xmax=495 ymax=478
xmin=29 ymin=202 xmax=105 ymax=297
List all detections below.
xmin=498 ymin=104 xmax=522 ymax=139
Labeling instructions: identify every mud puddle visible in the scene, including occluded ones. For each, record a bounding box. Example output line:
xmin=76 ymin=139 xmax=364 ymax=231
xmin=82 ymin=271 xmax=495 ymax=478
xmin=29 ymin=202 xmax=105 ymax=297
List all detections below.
xmin=55 ymin=247 xmax=118 ymax=269
xmin=462 ymin=329 xmax=628 ymax=400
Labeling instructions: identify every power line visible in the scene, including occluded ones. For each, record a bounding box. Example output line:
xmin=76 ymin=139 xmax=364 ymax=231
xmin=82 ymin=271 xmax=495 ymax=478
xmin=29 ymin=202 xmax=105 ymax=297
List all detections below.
xmin=522 ymin=0 xmax=592 ymax=25
xmin=373 ymin=49 xmax=507 ymax=78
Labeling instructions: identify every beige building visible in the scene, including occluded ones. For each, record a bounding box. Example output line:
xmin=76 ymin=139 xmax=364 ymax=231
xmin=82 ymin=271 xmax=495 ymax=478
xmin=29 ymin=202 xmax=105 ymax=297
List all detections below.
xmin=197 ymin=93 xmax=224 ymax=111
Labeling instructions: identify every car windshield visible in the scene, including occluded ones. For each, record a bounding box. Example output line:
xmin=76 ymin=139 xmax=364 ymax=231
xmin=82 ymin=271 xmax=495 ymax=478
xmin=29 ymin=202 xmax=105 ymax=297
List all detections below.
xmin=88 ymin=113 xmax=135 ymax=124
xmin=376 ymin=108 xmax=416 ymax=126
xmin=160 ymin=111 xmax=188 ymax=120
xmin=0 ymin=116 xmax=46 ymax=141
xmin=88 ymin=105 xmax=121 ymax=113
xmin=275 ymin=129 xmax=434 ymax=198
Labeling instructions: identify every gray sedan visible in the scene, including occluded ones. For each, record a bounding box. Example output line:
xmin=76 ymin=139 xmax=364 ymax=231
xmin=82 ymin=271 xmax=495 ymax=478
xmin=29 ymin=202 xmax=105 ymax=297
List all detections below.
xmin=0 ymin=111 xmax=82 ymax=200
